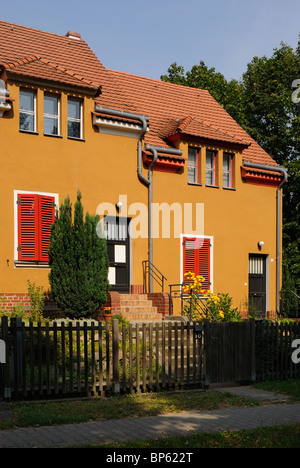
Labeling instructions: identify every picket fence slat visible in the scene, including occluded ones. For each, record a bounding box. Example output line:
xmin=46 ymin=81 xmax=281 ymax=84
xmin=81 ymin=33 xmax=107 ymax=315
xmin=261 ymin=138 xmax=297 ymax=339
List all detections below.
xmin=2 ymin=317 xmax=299 ymax=401
xmin=0 ymin=317 xmax=205 ymax=400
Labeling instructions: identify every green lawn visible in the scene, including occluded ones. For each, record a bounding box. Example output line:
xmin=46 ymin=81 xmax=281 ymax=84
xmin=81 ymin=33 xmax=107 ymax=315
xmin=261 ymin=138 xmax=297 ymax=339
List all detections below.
xmin=1 ymin=380 xmax=300 ymax=448
xmin=0 ymin=389 xmax=257 ymax=430
xmin=79 ymin=424 xmax=300 ymax=448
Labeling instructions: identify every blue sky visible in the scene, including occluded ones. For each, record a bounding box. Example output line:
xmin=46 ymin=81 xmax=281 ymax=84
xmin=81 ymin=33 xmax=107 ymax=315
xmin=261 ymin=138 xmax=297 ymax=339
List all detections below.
xmin=1 ymin=0 xmax=299 ymax=82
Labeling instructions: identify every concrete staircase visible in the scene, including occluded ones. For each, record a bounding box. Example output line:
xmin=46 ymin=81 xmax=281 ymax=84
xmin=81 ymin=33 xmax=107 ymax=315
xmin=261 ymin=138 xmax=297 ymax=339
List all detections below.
xmin=119 ymin=294 xmax=162 ymax=322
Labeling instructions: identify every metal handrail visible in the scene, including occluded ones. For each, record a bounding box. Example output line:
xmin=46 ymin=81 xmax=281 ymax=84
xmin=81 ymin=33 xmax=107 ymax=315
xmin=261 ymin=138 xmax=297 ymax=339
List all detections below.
xmin=169 ymin=283 xmax=218 ymax=321
xmin=142 ymin=260 xmax=167 ymax=293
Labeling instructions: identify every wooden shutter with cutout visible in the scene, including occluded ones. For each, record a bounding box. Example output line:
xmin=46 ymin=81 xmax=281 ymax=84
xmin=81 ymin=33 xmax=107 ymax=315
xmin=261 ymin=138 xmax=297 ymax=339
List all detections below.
xmin=183 ymin=237 xmax=211 ymax=290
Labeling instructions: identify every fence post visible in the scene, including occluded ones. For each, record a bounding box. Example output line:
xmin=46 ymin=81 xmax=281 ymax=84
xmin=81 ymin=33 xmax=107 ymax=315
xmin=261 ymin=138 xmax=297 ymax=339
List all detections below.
xmin=203 ymin=319 xmax=210 ymax=387
xmin=112 ymin=319 xmax=120 ymax=394
xmin=249 ymin=318 xmax=256 ymax=382
xmin=11 ymin=317 xmax=23 ymax=395
xmin=1 ymin=316 xmax=11 ymax=400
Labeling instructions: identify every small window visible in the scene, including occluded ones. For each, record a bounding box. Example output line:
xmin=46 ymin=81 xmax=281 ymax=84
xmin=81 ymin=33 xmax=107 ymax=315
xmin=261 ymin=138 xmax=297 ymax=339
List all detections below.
xmin=223 ymin=153 xmax=233 ymax=188
xmin=206 ymin=150 xmax=217 ymax=186
xmin=44 ymin=94 xmax=60 ymax=135
xmin=188 ymin=148 xmax=199 ymax=184
xmin=67 ymin=98 xmax=82 ymax=139
xmin=19 ymin=89 xmax=36 ymax=132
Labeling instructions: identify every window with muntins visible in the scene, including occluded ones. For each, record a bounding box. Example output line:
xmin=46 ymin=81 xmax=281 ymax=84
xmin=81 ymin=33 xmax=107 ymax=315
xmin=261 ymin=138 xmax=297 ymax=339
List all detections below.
xmin=67 ymin=98 xmax=82 ymax=138
xmin=17 ymin=194 xmax=55 ymax=262
xmin=223 ymin=153 xmax=233 ymax=188
xmin=44 ymin=94 xmax=60 ymax=135
xmin=19 ymin=89 xmax=36 ymax=132
xmin=188 ymin=148 xmax=199 ymax=184
xmin=206 ymin=150 xmax=217 ymax=186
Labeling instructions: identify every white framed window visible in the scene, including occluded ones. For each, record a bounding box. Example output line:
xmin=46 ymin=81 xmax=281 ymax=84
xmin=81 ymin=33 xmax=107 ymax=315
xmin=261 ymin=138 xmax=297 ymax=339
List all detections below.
xmin=19 ymin=89 xmax=36 ymax=132
xmin=188 ymin=147 xmax=199 ymax=184
xmin=223 ymin=153 xmax=234 ymax=188
xmin=67 ymin=98 xmax=82 ymax=139
xmin=206 ymin=150 xmax=217 ymax=186
xmin=44 ymin=94 xmax=60 ymax=136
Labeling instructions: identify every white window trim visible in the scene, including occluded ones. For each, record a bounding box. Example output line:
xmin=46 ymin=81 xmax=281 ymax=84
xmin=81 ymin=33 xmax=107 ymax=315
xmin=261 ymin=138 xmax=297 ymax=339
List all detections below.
xmin=19 ymin=89 xmax=37 ymax=133
xmin=67 ymin=98 xmax=83 ymax=139
xmin=180 ymin=234 xmax=214 ymax=292
xmin=187 ymin=147 xmax=199 ymax=184
xmin=44 ymin=94 xmax=61 ymax=136
xmin=13 ymin=189 xmax=59 ymax=268
xmin=223 ymin=153 xmax=233 ymax=188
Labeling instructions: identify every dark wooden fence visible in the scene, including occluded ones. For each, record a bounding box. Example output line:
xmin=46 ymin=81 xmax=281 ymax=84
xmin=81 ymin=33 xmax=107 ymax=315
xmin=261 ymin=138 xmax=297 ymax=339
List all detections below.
xmin=0 ymin=317 xmax=204 ymax=400
xmin=204 ymin=320 xmax=256 ymax=385
xmin=1 ymin=317 xmax=300 ymax=401
xmin=255 ymin=320 xmax=300 ymax=381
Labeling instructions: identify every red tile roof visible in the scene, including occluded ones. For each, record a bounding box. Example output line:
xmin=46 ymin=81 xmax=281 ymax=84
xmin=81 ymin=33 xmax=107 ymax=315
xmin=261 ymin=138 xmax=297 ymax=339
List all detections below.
xmin=1 ymin=55 xmax=101 ymax=91
xmin=0 ymin=20 xmax=278 ymax=168
xmin=107 ymin=70 xmax=278 ymax=166
xmin=0 ymin=20 xmax=134 ymax=111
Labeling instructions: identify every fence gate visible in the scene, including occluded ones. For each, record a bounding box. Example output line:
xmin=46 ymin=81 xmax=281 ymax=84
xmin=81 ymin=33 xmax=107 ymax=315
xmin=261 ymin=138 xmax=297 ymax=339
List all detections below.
xmin=204 ymin=320 xmax=256 ymax=385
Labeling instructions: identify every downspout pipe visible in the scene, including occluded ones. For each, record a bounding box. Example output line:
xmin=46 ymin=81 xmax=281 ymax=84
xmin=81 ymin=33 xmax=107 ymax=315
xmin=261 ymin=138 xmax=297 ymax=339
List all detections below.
xmin=94 ymin=106 xmax=183 ymax=293
xmin=145 ymin=145 xmax=183 ymax=292
xmin=243 ymin=161 xmax=288 ymax=313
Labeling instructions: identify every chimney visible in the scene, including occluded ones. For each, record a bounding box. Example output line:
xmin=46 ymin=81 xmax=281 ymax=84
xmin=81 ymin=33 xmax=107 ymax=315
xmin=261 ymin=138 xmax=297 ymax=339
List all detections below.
xmin=65 ymin=31 xmax=81 ymax=40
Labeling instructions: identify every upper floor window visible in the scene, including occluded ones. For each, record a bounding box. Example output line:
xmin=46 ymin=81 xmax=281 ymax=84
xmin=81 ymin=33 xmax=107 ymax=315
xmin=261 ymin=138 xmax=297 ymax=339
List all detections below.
xmin=67 ymin=98 xmax=82 ymax=139
xmin=188 ymin=147 xmax=199 ymax=184
xmin=206 ymin=150 xmax=217 ymax=186
xmin=223 ymin=153 xmax=234 ymax=188
xmin=19 ymin=89 xmax=36 ymax=132
xmin=44 ymin=94 xmax=60 ymax=136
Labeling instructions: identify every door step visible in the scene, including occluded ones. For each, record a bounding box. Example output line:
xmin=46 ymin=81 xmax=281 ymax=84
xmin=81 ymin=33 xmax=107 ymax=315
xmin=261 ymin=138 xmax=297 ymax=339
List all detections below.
xmin=119 ymin=294 xmax=162 ymax=322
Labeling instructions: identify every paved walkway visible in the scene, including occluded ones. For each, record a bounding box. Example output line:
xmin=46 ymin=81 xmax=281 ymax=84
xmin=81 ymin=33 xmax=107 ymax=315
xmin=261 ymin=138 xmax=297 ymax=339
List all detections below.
xmin=0 ymin=387 xmax=299 ymax=448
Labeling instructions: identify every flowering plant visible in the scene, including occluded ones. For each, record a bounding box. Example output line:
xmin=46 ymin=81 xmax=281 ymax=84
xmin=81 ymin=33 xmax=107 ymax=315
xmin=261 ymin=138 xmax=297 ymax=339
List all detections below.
xmin=182 ymin=272 xmax=241 ymax=322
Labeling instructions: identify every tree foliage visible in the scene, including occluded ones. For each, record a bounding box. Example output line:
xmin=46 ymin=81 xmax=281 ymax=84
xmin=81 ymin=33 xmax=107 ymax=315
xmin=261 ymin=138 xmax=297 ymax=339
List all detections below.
xmin=49 ymin=191 xmax=109 ymax=318
xmin=161 ymin=38 xmax=300 ymax=296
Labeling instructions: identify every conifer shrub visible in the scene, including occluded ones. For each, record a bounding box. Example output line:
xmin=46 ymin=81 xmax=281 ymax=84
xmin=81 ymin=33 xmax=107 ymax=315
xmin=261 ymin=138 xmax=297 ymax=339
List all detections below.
xmin=49 ymin=191 xmax=109 ymax=318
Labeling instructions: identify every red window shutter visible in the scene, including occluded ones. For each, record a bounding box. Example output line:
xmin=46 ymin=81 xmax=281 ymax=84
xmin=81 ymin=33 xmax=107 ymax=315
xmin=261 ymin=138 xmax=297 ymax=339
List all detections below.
xmin=38 ymin=196 xmax=55 ymax=261
xmin=18 ymin=194 xmax=39 ymax=261
xmin=198 ymin=238 xmax=211 ymax=290
xmin=18 ymin=194 xmax=55 ymax=262
xmin=183 ymin=237 xmax=211 ymax=290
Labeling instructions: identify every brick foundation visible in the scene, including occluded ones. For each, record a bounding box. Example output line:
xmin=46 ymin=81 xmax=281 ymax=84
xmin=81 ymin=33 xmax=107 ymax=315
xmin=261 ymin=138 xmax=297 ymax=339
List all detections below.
xmin=0 ymin=293 xmax=31 ymax=311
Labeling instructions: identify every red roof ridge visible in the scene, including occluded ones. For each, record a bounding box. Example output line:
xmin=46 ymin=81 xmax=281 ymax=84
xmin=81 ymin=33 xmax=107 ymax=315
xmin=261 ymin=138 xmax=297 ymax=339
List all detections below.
xmin=1 ymin=55 xmax=41 ymax=69
xmin=195 ymin=118 xmax=251 ymax=145
xmin=172 ymin=116 xmax=250 ymax=146
xmin=2 ymin=54 xmax=101 ymax=91
xmin=38 ymin=57 xmax=100 ymax=88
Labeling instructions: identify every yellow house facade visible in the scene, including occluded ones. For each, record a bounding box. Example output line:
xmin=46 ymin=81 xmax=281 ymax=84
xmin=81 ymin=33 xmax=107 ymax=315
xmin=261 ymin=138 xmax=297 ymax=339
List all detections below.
xmin=0 ymin=21 xmax=288 ymax=319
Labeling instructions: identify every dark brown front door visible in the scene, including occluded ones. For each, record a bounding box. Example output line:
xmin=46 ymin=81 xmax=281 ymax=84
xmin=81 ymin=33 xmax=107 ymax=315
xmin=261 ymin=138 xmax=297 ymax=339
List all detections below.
xmin=104 ymin=216 xmax=131 ymax=293
xmin=249 ymin=254 xmax=266 ymax=318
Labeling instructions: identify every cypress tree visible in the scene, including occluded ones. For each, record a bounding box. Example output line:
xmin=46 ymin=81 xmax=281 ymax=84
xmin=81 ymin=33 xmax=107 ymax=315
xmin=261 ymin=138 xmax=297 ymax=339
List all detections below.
xmin=49 ymin=191 xmax=109 ymax=318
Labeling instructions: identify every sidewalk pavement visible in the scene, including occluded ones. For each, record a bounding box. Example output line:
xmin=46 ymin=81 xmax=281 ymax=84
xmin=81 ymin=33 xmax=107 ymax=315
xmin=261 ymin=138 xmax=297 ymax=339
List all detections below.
xmin=0 ymin=386 xmax=299 ymax=448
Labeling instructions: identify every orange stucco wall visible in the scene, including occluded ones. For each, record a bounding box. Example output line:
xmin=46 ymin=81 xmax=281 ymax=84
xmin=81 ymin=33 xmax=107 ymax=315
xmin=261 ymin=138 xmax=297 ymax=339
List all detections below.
xmin=0 ymin=81 xmax=280 ymax=315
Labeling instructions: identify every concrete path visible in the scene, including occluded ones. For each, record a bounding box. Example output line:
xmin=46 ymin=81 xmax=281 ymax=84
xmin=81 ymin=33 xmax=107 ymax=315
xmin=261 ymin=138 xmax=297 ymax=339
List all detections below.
xmin=0 ymin=386 xmax=299 ymax=448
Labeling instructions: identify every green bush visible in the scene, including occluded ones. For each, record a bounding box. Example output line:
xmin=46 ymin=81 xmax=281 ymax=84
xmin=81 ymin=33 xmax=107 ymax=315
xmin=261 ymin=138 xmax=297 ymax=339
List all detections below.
xmin=49 ymin=191 xmax=109 ymax=318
